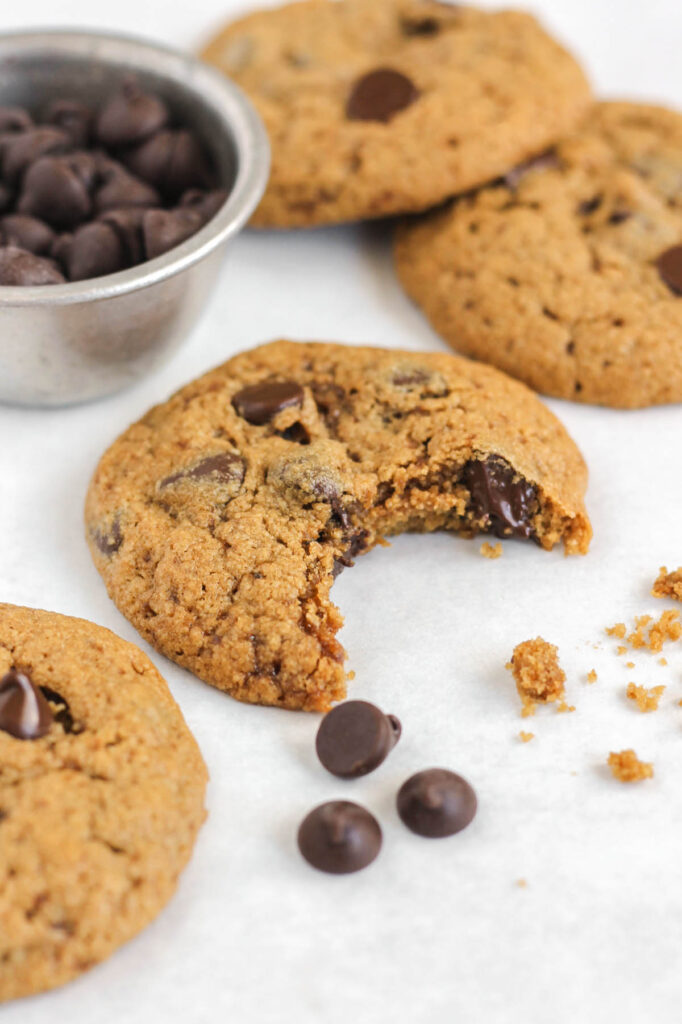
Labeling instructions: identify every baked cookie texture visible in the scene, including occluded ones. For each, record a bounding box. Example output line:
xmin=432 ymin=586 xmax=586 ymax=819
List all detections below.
xmin=201 ymin=0 xmax=591 ymax=227
xmin=395 ymin=101 xmax=682 ymax=409
xmin=0 ymin=604 xmax=207 ymax=1003
xmin=86 ymin=340 xmax=591 ymax=712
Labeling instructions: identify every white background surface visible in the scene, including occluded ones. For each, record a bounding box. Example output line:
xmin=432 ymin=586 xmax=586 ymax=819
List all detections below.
xmin=1 ymin=2 xmax=682 ymax=1022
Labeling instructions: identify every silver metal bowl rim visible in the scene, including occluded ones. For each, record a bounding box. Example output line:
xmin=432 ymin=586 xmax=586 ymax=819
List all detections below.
xmin=0 ymin=27 xmax=270 ymax=308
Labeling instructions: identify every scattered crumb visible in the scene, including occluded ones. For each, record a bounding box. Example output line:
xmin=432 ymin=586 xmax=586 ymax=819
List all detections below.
xmin=557 ymin=700 xmax=575 ymax=713
xmin=626 ymin=682 xmax=665 ymax=712
xmin=516 ymin=879 xmax=528 ymax=889
xmin=659 ymin=658 xmax=668 ymax=667
xmin=652 ymin=566 xmax=682 ymax=602
xmin=629 ymin=610 xmax=680 ymax=652
xmin=480 ymin=541 xmax=502 ymax=559
xmin=606 ymin=623 xmax=627 ymax=639
xmin=625 ymin=661 xmax=635 ymax=668
xmin=587 ymin=669 xmax=598 ymax=684
xmin=617 ymin=645 xmax=628 ymax=656
xmin=519 ymin=731 xmax=534 ymax=743
xmin=607 ymin=749 xmax=653 ymax=782
xmin=508 ymin=637 xmax=567 ymax=717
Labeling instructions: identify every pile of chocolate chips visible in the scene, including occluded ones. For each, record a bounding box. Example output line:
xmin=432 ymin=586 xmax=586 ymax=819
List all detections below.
xmin=0 ymin=80 xmax=228 ymax=286
xmin=298 ymin=700 xmax=478 ymax=874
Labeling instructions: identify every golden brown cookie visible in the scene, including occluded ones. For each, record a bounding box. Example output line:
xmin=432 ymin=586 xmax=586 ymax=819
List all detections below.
xmin=395 ymin=101 xmax=682 ymax=408
xmin=0 ymin=604 xmax=207 ymax=1003
xmin=201 ymin=0 xmax=591 ymax=227
xmin=86 ymin=340 xmax=591 ymax=713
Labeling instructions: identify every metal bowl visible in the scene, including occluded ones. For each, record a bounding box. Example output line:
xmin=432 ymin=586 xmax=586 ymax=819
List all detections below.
xmin=0 ymin=29 xmax=269 ymax=406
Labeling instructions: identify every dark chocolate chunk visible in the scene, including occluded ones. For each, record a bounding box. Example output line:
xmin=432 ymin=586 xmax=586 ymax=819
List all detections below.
xmin=0 ymin=670 xmax=53 ymax=740
xmin=93 ymin=157 xmax=160 ymax=214
xmin=180 ymin=187 xmax=229 ymax=225
xmin=332 ymin=528 xmax=370 ymax=577
xmin=44 ymin=100 xmax=92 ymax=148
xmin=397 ymin=768 xmax=477 ymax=838
xmin=95 ymin=79 xmax=168 ymax=148
xmin=608 ymin=209 xmax=631 ymax=225
xmin=297 ymin=800 xmax=382 ymax=874
xmin=124 ymin=130 xmax=212 ymax=200
xmin=55 ymin=221 xmax=126 ymax=281
xmin=316 ymin=700 xmax=401 ymax=778
xmin=346 ymin=68 xmax=419 ymax=123
xmin=0 ymin=126 xmax=70 ymax=185
xmin=401 ymin=15 xmax=441 ymax=36
xmin=232 ymin=380 xmax=304 ymax=425
xmin=91 ymin=517 xmax=123 ymax=556
xmin=463 ymin=455 xmax=537 ymax=540
xmin=0 ymin=214 xmax=55 ymax=254
xmin=159 ymin=452 xmax=246 ymax=489
xmin=142 ymin=207 xmax=203 ymax=260
xmin=0 ymin=183 xmax=12 ymax=214
xmin=18 ymin=153 xmax=96 ymax=229
xmin=657 ymin=245 xmax=682 ymax=295
xmin=0 ymin=105 xmax=33 ymax=133
xmin=502 ymin=150 xmax=559 ymax=190
xmin=0 ymin=245 xmax=65 ymax=285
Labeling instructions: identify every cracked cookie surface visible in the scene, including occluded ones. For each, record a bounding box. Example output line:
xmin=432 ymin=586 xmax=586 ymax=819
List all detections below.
xmin=395 ymin=101 xmax=682 ymax=408
xmin=86 ymin=340 xmax=591 ymax=713
xmin=201 ymin=0 xmax=591 ymax=227
xmin=0 ymin=604 xmax=207 ymax=1003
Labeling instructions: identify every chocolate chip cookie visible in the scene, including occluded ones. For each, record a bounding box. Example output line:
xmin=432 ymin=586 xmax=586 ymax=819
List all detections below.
xmin=86 ymin=340 xmax=591 ymax=712
xmin=201 ymin=0 xmax=591 ymax=227
xmin=395 ymin=101 xmax=682 ymax=408
xmin=0 ymin=604 xmax=207 ymax=1003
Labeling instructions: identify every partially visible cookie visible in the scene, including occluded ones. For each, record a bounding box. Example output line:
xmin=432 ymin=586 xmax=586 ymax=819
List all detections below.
xmin=201 ymin=0 xmax=591 ymax=227
xmin=0 ymin=604 xmax=207 ymax=1003
xmin=395 ymin=101 xmax=682 ymax=408
xmin=86 ymin=340 xmax=591 ymax=713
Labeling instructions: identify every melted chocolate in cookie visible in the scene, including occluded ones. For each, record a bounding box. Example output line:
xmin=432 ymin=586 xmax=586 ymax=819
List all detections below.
xmin=463 ymin=456 xmax=537 ymax=539
xmin=232 ymin=380 xmax=304 ymax=425
xmin=346 ymin=68 xmax=419 ymax=124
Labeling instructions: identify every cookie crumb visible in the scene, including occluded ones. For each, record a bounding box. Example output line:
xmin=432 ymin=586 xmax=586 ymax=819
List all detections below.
xmin=508 ymin=637 xmax=566 ymax=716
xmin=659 ymin=657 xmax=668 ymax=666
xmin=519 ymin=731 xmax=534 ymax=743
xmin=516 ymin=879 xmax=528 ymax=888
xmin=652 ymin=566 xmax=682 ymax=602
xmin=607 ymin=749 xmax=653 ymax=782
xmin=480 ymin=541 xmax=502 ymax=559
xmin=606 ymin=622 xmax=626 ymax=639
xmin=626 ymin=682 xmax=665 ymax=712
xmin=628 ymin=610 xmax=680 ymax=652
xmin=587 ymin=669 xmax=598 ymax=684
xmin=625 ymin=661 xmax=635 ymax=668
xmin=557 ymin=700 xmax=575 ymax=713
xmin=617 ymin=645 xmax=628 ymax=656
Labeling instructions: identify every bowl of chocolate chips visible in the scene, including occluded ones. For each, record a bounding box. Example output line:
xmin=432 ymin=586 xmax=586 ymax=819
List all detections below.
xmin=0 ymin=29 xmax=269 ymax=406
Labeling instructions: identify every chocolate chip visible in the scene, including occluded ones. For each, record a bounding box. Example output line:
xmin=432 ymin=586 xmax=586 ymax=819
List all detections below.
xmin=278 ymin=421 xmax=311 ymax=444
xmin=142 ymin=207 xmax=203 ymax=260
xmin=578 ymin=195 xmax=603 ymax=216
xmin=0 ymin=670 xmax=53 ymax=740
xmin=18 ymin=153 xmax=96 ymax=229
xmin=91 ymin=517 xmax=123 ymax=556
xmin=316 ymin=700 xmax=401 ymax=778
xmin=657 ymin=245 xmax=682 ymax=295
xmin=609 ymin=209 xmax=631 ymax=225
xmin=502 ymin=150 xmax=559 ymax=190
xmin=346 ymin=68 xmax=419 ymax=123
xmin=400 ymin=16 xmax=441 ymax=36
xmin=0 ymin=214 xmax=55 ymax=254
xmin=180 ymin=187 xmax=229 ymax=225
xmin=232 ymin=380 xmax=304 ymax=425
xmin=0 ymin=246 xmax=65 ymax=285
xmin=332 ymin=528 xmax=370 ymax=577
xmin=93 ymin=158 xmax=160 ymax=214
xmin=54 ymin=221 xmax=126 ymax=281
xmin=297 ymin=801 xmax=382 ymax=873
xmin=159 ymin=452 xmax=246 ymax=489
xmin=0 ymin=105 xmax=33 ymax=133
xmin=96 ymin=79 xmax=168 ymax=148
xmin=0 ymin=183 xmax=12 ymax=214
xmin=0 ymin=126 xmax=70 ymax=185
xmin=39 ymin=685 xmax=77 ymax=734
xmin=397 ymin=768 xmax=477 ymax=838
xmin=98 ymin=207 xmax=148 ymax=264
xmin=463 ymin=456 xmax=537 ymax=540
xmin=124 ymin=129 xmax=212 ymax=200
xmin=44 ymin=100 xmax=92 ymax=148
